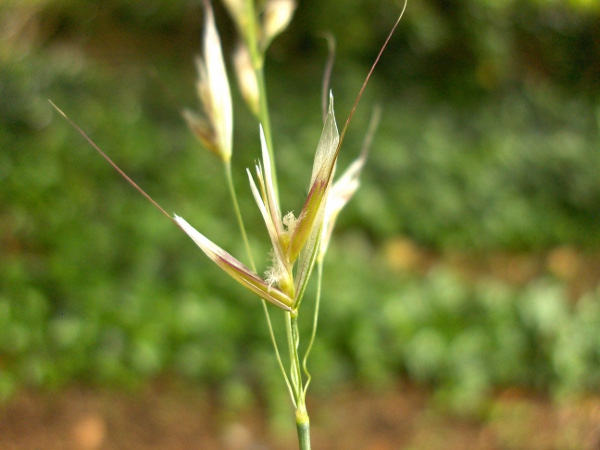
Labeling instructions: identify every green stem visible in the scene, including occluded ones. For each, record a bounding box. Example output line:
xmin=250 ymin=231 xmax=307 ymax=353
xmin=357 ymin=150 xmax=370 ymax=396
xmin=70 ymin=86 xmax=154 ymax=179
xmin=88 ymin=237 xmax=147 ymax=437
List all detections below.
xmin=296 ymin=405 xmax=311 ymax=450
xmin=285 ymin=312 xmax=298 ymax=393
xmin=244 ymin=3 xmax=308 ymax=447
xmin=244 ymin=0 xmax=278 ymax=199
xmin=288 ymin=313 xmax=311 ymax=449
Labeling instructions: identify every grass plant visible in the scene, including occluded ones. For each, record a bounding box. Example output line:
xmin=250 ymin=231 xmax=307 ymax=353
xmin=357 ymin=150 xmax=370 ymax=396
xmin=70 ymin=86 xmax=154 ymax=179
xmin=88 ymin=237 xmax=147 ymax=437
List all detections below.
xmin=51 ymin=0 xmax=407 ymax=447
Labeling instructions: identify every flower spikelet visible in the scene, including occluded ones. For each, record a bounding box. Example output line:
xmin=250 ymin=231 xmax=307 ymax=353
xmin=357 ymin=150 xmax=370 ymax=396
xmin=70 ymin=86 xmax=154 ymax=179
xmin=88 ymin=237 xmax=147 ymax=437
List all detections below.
xmin=184 ymin=0 xmax=233 ymax=162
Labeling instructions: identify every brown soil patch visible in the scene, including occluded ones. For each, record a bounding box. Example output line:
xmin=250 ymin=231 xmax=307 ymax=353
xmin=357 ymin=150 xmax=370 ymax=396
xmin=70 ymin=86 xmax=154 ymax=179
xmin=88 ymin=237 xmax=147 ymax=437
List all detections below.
xmin=1 ymin=382 xmax=599 ymax=449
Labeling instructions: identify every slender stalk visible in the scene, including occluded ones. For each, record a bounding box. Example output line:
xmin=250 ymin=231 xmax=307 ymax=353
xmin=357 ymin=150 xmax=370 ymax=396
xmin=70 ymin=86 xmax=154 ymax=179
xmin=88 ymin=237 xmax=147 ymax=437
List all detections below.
xmin=302 ymin=261 xmax=323 ymax=395
xmin=285 ymin=312 xmax=299 ymax=396
xmin=261 ymin=300 xmax=296 ymax=406
xmin=243 ymin=0 xmax=278 ymax=199
xmin=290 ymin=315 xmax=303 ymax=397
xmin=224 ymin=161 xmax=256 ymax=268
xmin=241 ymin=5 xmax=306 ymax=443
xmin=239 ymin=4 xmax=302 ymax=430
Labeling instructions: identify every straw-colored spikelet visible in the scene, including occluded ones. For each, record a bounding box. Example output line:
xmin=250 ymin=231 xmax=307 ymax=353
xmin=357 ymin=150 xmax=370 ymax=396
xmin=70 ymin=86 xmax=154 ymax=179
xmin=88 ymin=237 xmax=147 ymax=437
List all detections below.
xmin=183 ymin=0 xmax=233 ymax=162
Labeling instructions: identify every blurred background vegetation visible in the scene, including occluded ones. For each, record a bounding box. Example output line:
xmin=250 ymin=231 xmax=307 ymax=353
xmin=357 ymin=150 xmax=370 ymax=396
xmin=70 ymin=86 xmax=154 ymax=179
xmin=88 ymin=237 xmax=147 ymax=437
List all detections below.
xmin=1 ymin=0 xmax=600 ymax=420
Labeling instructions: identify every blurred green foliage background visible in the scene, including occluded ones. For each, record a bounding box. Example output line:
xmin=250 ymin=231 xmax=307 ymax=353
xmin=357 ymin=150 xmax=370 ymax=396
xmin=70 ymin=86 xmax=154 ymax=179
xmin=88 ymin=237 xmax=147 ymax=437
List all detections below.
xmin=1 ymin=0 xmax=600 ymax=414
